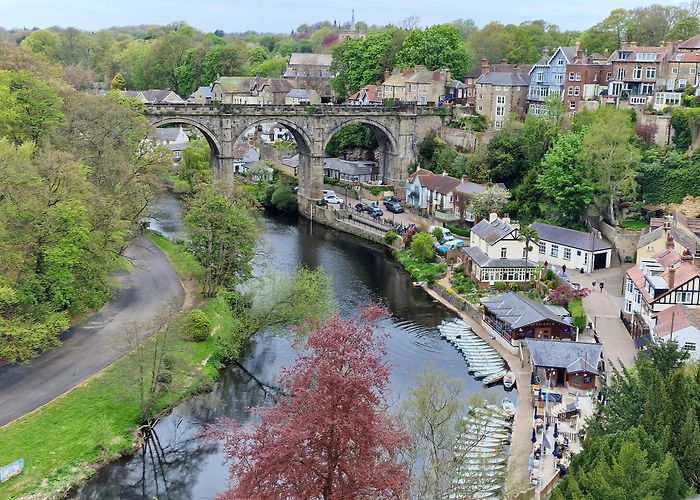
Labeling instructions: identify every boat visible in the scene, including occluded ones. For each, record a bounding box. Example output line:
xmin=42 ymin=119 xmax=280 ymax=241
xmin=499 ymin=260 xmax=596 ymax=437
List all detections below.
xmin=474 ymin=369 xmax=505 ymax=378
xmin=503 ymin=371 xmax=516 ymax=389
xmin=482 ymin=370 xmax=508 ymax=385
xmin=501 ymin=398 xmax=516 ymax=414
xmin=412 ymin=281 xmax=427 ymax=287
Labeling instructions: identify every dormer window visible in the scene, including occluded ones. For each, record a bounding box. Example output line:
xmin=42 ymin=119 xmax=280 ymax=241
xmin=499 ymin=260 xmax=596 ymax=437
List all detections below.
xmin=619 ymin=51 xmax=630 ymax=60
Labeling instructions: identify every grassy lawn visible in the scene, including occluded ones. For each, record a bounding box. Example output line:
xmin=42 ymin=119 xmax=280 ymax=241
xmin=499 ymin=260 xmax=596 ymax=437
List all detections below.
xmin=395 ymin=250 xmax=447 ymax=282
xmin=619 ymin=218 xmax=648 ymax=231
xmin=0 ymin=233 xmax=231 ymax=499
xmin=147 ymin=230 xmax=202 ymax=282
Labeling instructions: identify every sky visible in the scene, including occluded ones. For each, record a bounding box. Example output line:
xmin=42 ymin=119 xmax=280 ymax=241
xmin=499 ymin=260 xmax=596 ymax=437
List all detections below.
xmin=0 ymin=0 xmax=689 ymax=33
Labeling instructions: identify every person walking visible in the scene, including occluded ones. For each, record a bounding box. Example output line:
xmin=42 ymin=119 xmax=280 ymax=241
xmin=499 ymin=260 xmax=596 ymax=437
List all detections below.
xmin=592 ymin=280 xmax=596 ymax=289
xmin=599 ymin=281 xmax=604 ymax=292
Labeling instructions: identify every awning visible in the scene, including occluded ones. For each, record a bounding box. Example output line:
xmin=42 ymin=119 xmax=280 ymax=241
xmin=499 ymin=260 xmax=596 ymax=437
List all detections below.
xmin=433 ymin=211 xmax=460 ymax=222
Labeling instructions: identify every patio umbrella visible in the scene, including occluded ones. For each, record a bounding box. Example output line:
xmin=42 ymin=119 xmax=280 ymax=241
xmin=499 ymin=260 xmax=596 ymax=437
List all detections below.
xmin=538 ymin=387 xmax=542 ymax=401
xmin=542 ymin=432 xmax=550 ymax=453
xmin=553 ymin=422 xmax=559 ymax=439
xmin=531 ymin=428 xmax=537 ymax=443
xmin=530 ymin=371 xmax=536 ymax=385
xmin=553 ymin=442 xmax=559 ymax=457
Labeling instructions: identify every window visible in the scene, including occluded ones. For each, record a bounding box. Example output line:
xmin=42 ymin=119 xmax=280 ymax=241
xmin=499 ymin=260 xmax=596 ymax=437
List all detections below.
xmin=467 ymin=89 xmax=473 ymax=97
xmin=645 ymin=67 xmax=656 ymax=79
xmin=667 ymin=79 xmax=676 ymax=91
xmin=551 ymin=244 xmax=559 ymax=257
xmin=496 ymin=95 xmax=505 ymax=104
xmin=564 ymin=247 xmax=571 ymax=260
xmin=630 ymin=96 xmax=647 ymax=105
xmin=625 ymin=300 xmax=632 ymax=313
xmin=691 ymin=67 xmax=697 ymax=75
xmin=569 ymin=100 xmax=576 ymax=109
xmin=627 ymin=279 xmax=634 ymax=293
xmin=611 ymin=82 xmax=623 ymax=96
xmin=536 ymin=71 xmax=544 ymax=82
xmin=616 ymin=68 xmax=625 ymax=80
xmin=557 ymin=58 xmax=564 ymax=66
xmin=494 ymin=119 xmax=504 ymax=130
xmin=496 ymin=107 xmax=505 ymax=116
xmin=606 ymin=71 xmax=612 ymax=81
xmin=554 ymin=74 xmax=563 ymax=84
xmin=495 ymin=86 xmax=501 ymax=91
xmin=569 ymin=72 xmax=575 ymax=81
xmin=683 ymin=342 xmax=697 ymax=352
xmin=677 ymin=291 xmax=693 ymax=303
xmin=478 ymin=106 xmax=483 ymax=112
xmin=539 ymin=241 xmax=546 ymax=254
xmin=679 ymin=79 xmax=687 ymax=90
xmin=568 ymin=86 xmax=574 ymax=96
xmin=576 ymin=72 xmax=581 ymax=81
xmin=574 ymin=86 xmax=580 ymax=96
xmin=632 ymin=66 xmax=642 ymax=79
xmin=672 ymin=67 xmax=679 ymax=74
xmin=174 ymin=150 xmax=181 ymax=159
xmin=501 ymin=247 xmax=507 ymax=258
xmin=637 ymin=52 xmax=656 ymax=61
xmin=641 ymin=83 xmax=654 ymax=95
xmin=635 ymin=291 xmax=641 ymax=304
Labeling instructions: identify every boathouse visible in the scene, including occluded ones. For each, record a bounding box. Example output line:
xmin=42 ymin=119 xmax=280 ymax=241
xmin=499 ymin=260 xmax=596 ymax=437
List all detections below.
xmin=526 ymin=338 xmax=604 ymax=390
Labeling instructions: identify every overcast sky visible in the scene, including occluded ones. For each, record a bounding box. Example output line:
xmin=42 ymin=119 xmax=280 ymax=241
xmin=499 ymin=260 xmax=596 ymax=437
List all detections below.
xmin=0 ymin=0 xmax=689 ymax=33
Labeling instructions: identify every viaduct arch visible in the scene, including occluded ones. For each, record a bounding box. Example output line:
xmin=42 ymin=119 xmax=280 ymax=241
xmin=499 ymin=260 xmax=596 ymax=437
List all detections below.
xmin=145 ymin=103 xmax=442 ymax=216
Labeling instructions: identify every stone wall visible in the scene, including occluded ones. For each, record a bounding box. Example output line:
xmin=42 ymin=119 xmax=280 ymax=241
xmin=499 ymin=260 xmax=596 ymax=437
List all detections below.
xmin=430 ymin=281 xmax=482 ymax=322
xmin=599 ymin=220 xmax=639 ymax=262
xmin=259 ymin=142 xmax=297 ymax=163
xmin=438 ymin=126 xmax=479 ymax=152
xmin=636 ymin=112 xmax=673 ymax=146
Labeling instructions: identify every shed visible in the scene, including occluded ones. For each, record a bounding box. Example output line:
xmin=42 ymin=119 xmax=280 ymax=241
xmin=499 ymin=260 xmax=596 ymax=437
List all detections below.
xmin=527 ymin=338 xmax=603 ymax=390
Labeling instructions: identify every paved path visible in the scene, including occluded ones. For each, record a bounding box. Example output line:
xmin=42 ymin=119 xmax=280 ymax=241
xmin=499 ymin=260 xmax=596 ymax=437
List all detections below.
xmin=0 ymin=236 xmax=184 ymax=426
xmin=580 ymin=265 xmax=637 ymax=376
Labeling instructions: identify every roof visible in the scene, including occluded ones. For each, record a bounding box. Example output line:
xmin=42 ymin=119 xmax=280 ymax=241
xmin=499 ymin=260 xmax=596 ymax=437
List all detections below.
xmin=609 ymin=46 xmax=669 ymax=62
xmin=288 ymin=53 xmax=332 ymax=67
xmin=671 ymin=52 xmax=700 ymax=63
xmin=627 ymin=249 xmax=700 ymax=303
xmin=463 ymin=246 xmax=536 ymax=269
xmin=406 ymin=168 xmax=461 ymax=195
xmin=531 ymin=222 xmax=612 ymax=252
xmin=232 ymin=144 xmax=258 ymax=159
xmin=153 ymin=127 xmax=183 ymax=142
xmin=650 ymin=214 xmax=700 ymax=237
xmin=348 ymin=84 xmax=381 ymax=103
xmin=678 ymin=33 xmax=700 ymax=50
xmin=475 ymin=71 xmax=530 ymax=86
xmin=287 ymin=89 xmax=319 ymax=99
xmin=481 ymin=292 xmax=570 ymax=329
xmin=453 ymin=181 xmax=505 ymax=196
xmin=214 ymin=77 xmax=253 ymax=93
xmin=471 ymin=218 xmax=518 ymax=245
xmin=654 ymin=304 xmax=700 ymax=339
xmin=252 ymin=78 xmax=294 ymax=93
xmin=446 ymin=79 xmax=467 ymax=89
xmin=382 ymin=72 xmax=408 ymax=86
xmin=638 ymin=225 xmax=698 ymax=252
xmin=282 ymin=155 xmax=375 ymax=175
xmin=406 ymin=66 xmax=448 ymax=84
xmin=527 ymin=338 xmax=603 ymax=374
xmin=140 ymin=89 xmax=183 ymax=103
xmin=191 ymin=86 xmax=212 ymax=98
xmin=531 ymin=46 xmax=577 ymax=70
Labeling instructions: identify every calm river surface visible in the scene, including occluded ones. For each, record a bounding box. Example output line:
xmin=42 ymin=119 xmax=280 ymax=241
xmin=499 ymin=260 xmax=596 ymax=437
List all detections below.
xmin=75 ymin=195 xmax=513 ymax=499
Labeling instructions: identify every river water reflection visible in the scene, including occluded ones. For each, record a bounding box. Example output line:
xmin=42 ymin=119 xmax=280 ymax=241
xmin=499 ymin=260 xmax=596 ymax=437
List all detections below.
xmin=75 ymin=200 xmax=512 ymax=499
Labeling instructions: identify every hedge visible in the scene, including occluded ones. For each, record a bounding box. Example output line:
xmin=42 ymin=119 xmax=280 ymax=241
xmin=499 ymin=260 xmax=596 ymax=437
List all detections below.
xmin=445 ymin=224 xmax=470 ymax=238
xmin=567 ymin=297 xmax=588 ymax=332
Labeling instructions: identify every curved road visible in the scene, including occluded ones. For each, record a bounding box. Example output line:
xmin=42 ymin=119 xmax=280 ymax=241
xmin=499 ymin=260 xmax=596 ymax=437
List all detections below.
xmin=0 ymin=236 xmax=184 ymax=426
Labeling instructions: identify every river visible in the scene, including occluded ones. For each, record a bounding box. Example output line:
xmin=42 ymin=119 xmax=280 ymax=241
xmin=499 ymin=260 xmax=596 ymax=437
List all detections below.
xmin=75 ymin=195 xmax=514 ymax=499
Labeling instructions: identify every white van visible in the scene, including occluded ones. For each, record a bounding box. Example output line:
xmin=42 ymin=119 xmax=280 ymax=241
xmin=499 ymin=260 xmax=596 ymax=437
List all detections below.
xmin=322 ymin=189 xmax=336 ymax=197
xmin=429 ymin=225 xmax=454 ymax=243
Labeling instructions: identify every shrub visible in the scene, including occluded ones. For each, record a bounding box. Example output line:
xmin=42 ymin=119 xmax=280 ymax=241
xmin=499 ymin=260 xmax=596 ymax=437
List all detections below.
xmin=431 ymin=227 xmax=444 ymax=240
xmin=410 ymin=232 xmax=435 ymax=263
xmin=396 ymin=250 xmax=446 ymax=282
xmin=156 ymin=369 xmax=173 ymax=385
xmin=494 ymin=281 xmax=508 ymax=292
xmin=271 ymin=183 xmax=298 ymax=212
xmin=384 ymin=230 xmax=398 ymax=244
xmin=324 ymin=176 xmax=339 ymax=186
xmin=184 ymin=308 xmax=211 ymax=342
xmin=567 ymin=297 xmax=588 ymax=332
xmin=173 ymin=179 xmax=192 ymax=194
xmin=161 ymin=354 xmax=175 ymax=370
xmin=445 ymin=224 xmax=470 ymax=238
xmin=364 ymin=184 xmax=386 ymax=196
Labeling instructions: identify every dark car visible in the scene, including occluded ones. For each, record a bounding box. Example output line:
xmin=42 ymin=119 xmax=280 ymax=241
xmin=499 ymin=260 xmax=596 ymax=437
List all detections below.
xmin=367 ymin=205 xmax=383 ymax=217
xmin=383 ymin=200 xmax=404 ymax=213
xmin=355 ymin=202 xmax=369 ymax=212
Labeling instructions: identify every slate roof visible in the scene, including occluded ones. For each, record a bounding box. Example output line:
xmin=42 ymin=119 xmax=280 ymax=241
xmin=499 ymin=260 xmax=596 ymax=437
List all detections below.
xmin=140 ymin=89 xmax=183 ymax=103
xmin=154 ymin=128 xmax=182 ymax=142
xmin=287 ymin=89 xmax=319 ymax=99
xmin=475 ymin=71 xmax=530 ymax=86
xmin=471 ymin=218 xmax=518 ymax=245
xmin=215 ymin=77 xmax=253 ymax=93
xmin=288 ymin=53 xmax=333 ymax=67
xmin=406 ymin=66 xmax=447 ymax=84
xmin=650 ymin=215 xmax=700 ymax=236
xmin=481 ymin=292 xmax=570 ymax=329
xmin=191 ymin=86 xmax=213 ymax=98
xmin=282 ymin=155 xmax=375 ymax=175
xmin=527 ymin=338 xmax=603 ymax=374
xmin=383 ymin=72 xmax=408 ymax=86
xmin=446 ymin=79 xmax=467 ymax=89
xmin=609 ymin=46 xmax=669 ymax=62
xmin=406 ymin=168 xmax=461 ymax=195
xmin=638 ymin=225 xmax=698 ymax=251
xmin=463 ymin=246 xmax=535 ymax=269
xmin=453 ymin=181 xmax=505 ymax=196
xmin=531 ymin=222 xmax=611 ymax=252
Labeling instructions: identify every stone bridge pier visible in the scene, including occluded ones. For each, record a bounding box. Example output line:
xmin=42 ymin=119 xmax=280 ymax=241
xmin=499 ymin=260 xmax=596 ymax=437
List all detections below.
xmin=144 ymin=104 xmax=442 ymax=218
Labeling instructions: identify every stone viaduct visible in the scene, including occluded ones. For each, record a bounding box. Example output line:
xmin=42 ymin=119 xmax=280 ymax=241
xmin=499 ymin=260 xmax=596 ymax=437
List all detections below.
xmin=144 ymin=103 xmax=443 ymax=215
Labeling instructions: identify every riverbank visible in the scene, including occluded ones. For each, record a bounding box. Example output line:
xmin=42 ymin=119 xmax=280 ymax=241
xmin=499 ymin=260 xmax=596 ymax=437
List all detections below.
xmin=0 ymin=233 xmax=228 ymax=499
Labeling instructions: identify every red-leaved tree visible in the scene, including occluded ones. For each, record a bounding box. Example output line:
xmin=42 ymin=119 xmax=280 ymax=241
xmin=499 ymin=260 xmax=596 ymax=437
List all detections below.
xmin=216 ymin=305 xmax=411 ymax=499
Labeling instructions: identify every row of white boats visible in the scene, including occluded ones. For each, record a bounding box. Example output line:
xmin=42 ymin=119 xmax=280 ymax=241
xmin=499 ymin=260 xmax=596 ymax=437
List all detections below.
xmin=447 ymin=402 xmax=516 ymax=500
xmin=438 ymin=320 xmax=516 ymax=389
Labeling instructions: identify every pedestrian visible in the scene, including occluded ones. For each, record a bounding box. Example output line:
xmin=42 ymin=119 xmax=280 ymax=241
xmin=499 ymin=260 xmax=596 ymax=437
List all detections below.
xmin=592 ymin=280 xmax=596 ymax=289
xmin=599 ymin=281 xmax=604 ymax=292
xmin=562 ymin=264 xmax=567 ymax=274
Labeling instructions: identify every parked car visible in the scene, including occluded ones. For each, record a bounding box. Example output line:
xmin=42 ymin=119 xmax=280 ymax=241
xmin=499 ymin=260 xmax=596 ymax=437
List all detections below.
xmin=324 ymin=194 xmax=343 ymax=205
xmin=355 ymin=202 xmax=370 ymax=212
xmin=367 ymin=206 xmax=383 ymax=217
xmin=434 ymin=239 xmax=465 ymax=253
xmin=383 ymin=200 xmax=404 ymax=213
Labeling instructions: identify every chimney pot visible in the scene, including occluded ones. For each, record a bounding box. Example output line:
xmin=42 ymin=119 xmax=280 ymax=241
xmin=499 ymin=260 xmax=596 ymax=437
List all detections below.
xmin=500 ymin=58 xmax=508 ymax=64
xmin=631 ymin=41 xmax=637 ymax=48
xmin=489 ymin=212 xmax=498 ymax=222
xmin=668 ymin=265 xmax=676 ymax=289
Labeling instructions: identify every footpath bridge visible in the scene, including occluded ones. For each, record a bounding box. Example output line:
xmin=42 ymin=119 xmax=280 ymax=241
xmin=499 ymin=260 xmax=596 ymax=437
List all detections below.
xmin=144 ymin=103 xmax=442 ymax=216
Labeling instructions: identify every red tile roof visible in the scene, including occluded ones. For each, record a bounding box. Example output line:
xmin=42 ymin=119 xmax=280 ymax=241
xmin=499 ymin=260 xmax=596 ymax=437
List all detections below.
xmin=679 ymin=33 xmax=700 ymax=50
xmin=407 ymin=168 xmax=461 ymax=195
xmin=654 ymin=304 xmax=700 ymax=339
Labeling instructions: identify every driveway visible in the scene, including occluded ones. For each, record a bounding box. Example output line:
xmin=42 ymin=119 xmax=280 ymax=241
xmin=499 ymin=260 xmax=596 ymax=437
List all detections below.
xmin=0 ymin=236 xmax=184 ymax=426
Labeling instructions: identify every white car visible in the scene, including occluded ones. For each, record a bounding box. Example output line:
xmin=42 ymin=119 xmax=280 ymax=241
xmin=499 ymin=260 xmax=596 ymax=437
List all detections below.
xmin=324 ymin=194 xmax=343 ymax=205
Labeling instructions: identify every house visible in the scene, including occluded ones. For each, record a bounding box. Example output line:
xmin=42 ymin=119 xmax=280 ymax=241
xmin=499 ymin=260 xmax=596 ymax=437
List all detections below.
xmin=530 ymin=222 xmax=612 ymax=272
xmin=528 ymin=46 xmax=579 ymax=115
xmin=125 ymin=89 xmax=184 ymax=104
xmin=452 ymin=179 xmax=507 ymax=223
xmin=658 ymin=49 xmax=700 ymax=109
xmin=285 ymin=89 xmax=321 ymax=105
xmin=283 ymin=53 xmax=333 ymax=100
xmin=346 ymin=84 xmax=382 ymax=105
xmin=404 ymin=169 xmax=461 ymax=212
xmin=474 ymin=71 xmax=530 ymax=130
xmin=637 ymin=214 xmax=700 ymax=263
xmin=465 ymin=59 xmax=531 ymax=109
xmin=151 ymin=127 xmax=189 ymax=161
xmin=404 ymin=66 xmax=450 ymax=105
xmin=605 ymin=42 xmax=670 ymax=108
xmin=188 ymin=86 xmax=213 ymax=104
xmin=232 ymin=144 xmax=261 ymax=173
xmin=623 ymin=246 xmax=700 ymax=340
xmin=651 ymin=304 xmax=700 ymax=359
xmin=563 ymin=50 xmax=608 ymax=113
xmin=211 ymin=77 xmax=258 ymax=104
xmin=323 ymin=157 xmax=378 ymax=183
xmin=251 ymin=77 xmax=294 ymax=105
xmin=381 ymin=68 xmax=412 ymax=102
xmin=480 ymin=292 xmax=575 ymax=351
xmin=527 ymin=338 xmax=604 ymax=390
xmin=462 ymin=214 xmax=538 ymax=285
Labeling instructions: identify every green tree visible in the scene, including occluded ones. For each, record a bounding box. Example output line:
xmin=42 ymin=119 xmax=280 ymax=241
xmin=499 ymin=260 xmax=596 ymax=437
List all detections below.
xmin=202 ymin=42 xmax=248 ymax=84
xmin=20 ymin=29 xmax=63 ymax=60
xmin=410 ymin=232 xmax=435 ymax=263
xmin=248 ymin=56 xmax=287 ymax=77
xmin=519 ymin=225 xmax=540 ymax=281
xmin=469 ymin=186 xmax=511 ymax=219
xmin=111 ymin=71 xmax=126 ymax=90
xmin=484 ymin=125 xmax=528 ymax=187
xmin=537 ymin=132 xmax=595 ymax=227
xmin=396 ymin=24 xmax=473 ymax=79
xmin=184 ymin=184 xmax=258 ymax=297
xmin=180 ymin=137 xmax=211 ymax=186
xmin=666 ymin=15 xmax=700 ymax=41
xmin=325 ymin=123 xmax=378 ymax=157
xmin=143 ymin=28 xmax=196 ymax=93
xmin=467 ymin=22 xmax=506 ymax=64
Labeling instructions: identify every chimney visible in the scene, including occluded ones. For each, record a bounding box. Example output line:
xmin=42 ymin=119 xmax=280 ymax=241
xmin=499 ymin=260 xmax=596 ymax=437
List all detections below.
xmin=576 ymin=41 xmax=584 ymax=62
xmin=462 ymin=175 xmax=469 ymax=182
xmin=500 ymin=58 xmax=508 ymax=64
xmin=481 ymin=58 xmax=490 ymax=75
xmin=620 ymin=40 xmax=627 ymax=49
xmin=682 ymin=248 xmax=694 ymax=261
xmin=433 ymin=70 xmax=441 ymax=81
xmin=631 ymin=41 xmax=637 ymax=48
xmin=384 ymin=70 xmax=390 ymax=81
xmin=542 ymin=47 xmax=550 ymax=58
xmin=666 ymin=233 xmax=675 ymax=250
xmin=489 ymin=212 xmax=498 ymax=222
xmin=668 ymin=265 xmax=676 ymax=289
xmin=502 ymin=215 xmax=511 ymax=224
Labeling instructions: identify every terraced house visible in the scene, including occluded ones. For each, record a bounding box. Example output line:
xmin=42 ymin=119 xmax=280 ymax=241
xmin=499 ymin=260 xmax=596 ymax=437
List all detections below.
xmin=527 ymin=46 xmax=578 ymax=115
xmin=604 ymin=42 xmax=670 ymax=108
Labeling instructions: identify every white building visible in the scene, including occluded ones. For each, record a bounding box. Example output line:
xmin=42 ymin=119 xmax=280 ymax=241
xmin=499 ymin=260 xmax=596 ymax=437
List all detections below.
xmin=652 ymin=304 xmax=700 ymax=359
xmin=151 ymin=127 xmax=189 ymax=161
xmin=531 ymin=222 xmax=612 ymax=273
xmin=232 ymin=145 xmax=261 ymax=173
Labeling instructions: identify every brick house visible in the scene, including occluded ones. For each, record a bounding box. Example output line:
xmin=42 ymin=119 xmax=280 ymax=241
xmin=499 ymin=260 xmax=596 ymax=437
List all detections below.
xmin=605 ymin=42 xmax=671 ymax=108
xmin=657 ymin=49 xmax=700 ymax=109
xmin=563 ymin=49 xmax=609 ymax=113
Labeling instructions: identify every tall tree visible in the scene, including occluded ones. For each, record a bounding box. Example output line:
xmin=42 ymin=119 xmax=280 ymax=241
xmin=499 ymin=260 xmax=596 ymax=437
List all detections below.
xmin=519 ymin=225 xmax=540 ymax=281
xmin=396 ymin=24 xmax=473 ymax=79
xmin=216 ymin=305 xmax=410 ymax=499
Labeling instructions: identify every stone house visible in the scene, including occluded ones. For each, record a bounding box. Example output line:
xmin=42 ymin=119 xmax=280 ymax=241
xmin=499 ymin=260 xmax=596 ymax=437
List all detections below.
xmin=657 ymin=49 xmax=700 ymax=109
xmin=151 ymin=126 xmax=189 ymax=161
xmin=381 ymin=68 xmax=412 ymax=102
xmin=187 ymin=86 xmax=213 ymax=104
xmin=605 ymin=42 xmax=671 ymax=108
xmin=285 ymin=89 xmax=321 ymax=105
xmin=530 ymin=222 xmax=613 ymax=272
xmin=127 ymin=89 xmax=184 ymax=104
xmin=637 ymin=214 xmax=700 ymax=263
xmin=250 ymin=77 xmax=294 ymax=105
xmin=211 ymin=77 xmax=258 ymax=104
xmin=283 ymin=53 xmax=333 ymax=101
xmin=404 ymin=66 xmax=450 ymax=105
xmin=466 ymin=59 xmax=531 ymax=109
xmin=474 ymin=71 xmax=530 ymax=130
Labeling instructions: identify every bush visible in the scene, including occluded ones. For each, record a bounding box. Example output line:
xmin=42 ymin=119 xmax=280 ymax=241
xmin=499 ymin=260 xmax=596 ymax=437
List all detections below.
xmin=494 ymin=281 xmax=508 ymax=292
xmin=324 ymin=176 xmax=339 ymax=186
xmin=184 ymin=308 xmax=211 ymax=342
xmin=445 ymin=224 xmax=470 ymax=238
xmin=156 ymin=369 xmax=173 ymax=385
xmin=567 ymin=297 xmax=588 ymax=332
xmin=271 ymin=183 xmax=298 ymax=212
xmin=173 ymin=179 xmax=192 ymax=194
xmin=384 ymin=230 xmax=398 ymax=244
xmin=431 ymin=227 xmax=444 ymax=240
xmin=396 ymin=250 xmax=446 ymax=282
xmin=410 ymin=232 xmax=435 ymax=263
xmin=364 ymin=184 xmax=386 ymax=196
